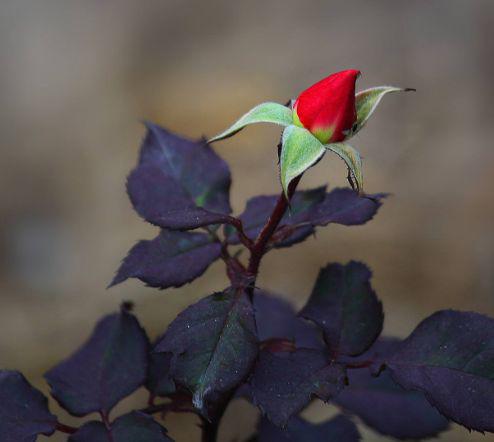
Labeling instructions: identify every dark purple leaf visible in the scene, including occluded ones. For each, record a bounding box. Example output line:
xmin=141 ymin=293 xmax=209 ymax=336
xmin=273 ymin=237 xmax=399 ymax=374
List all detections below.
xmin=300 ymin=261 xmax=383 ymax=357
xmin=256 ymin=414 xmax=360 ymax=442
xmin=127 ymin=123 xmax=231 ymax=229
xmin=69 ymin=411 xmax=172 ymax=442
xmin=385 ymin=310 xmax=494 ymax=433
xmin=146 ymin=351 xmax=176 ymax=398
xmin=276 ymin=189 xmax=385 ymax=246
xmin=45 ymin=308 xmax=149 ymax=416
xmin=111 ymin=412 xmax=172 ymax=442
xmin=226 ymin=188 xmax=385 ymax=249
xmin=236 ymin=290 xmax=324 ymax=404
xmin=249 ymin=349 xmax=346 ymax=426
xmin=155 ymin=288 xmax=257 ymax=414
xmin=110 ymin=229 xmax=221 ymax=289
xmin=272 ymin=225 xmax=316 ymax=248
xmin=342 ymin=337 xmax=401 ymax=366
xmin=68 ymin=421 xmax=108 ymax=442
xmin=225 ymin=187 xmax=326 ymax=247
xmin=335 ymin=368 xmax=448 ymax=439
xmin=253 ymin=291 xmax=323 ymax=349
xmin=308 ymin=188 xmax=387 ymax=227
xmin=0 ymin=371 xmax=57 ymax=441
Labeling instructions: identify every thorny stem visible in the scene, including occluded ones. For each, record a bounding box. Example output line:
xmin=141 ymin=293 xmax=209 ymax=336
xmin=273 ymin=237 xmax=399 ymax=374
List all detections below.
xmin=213 ymin=172 xmax=302 ymax=294
xmin=195 ymin=177 xmax=302 ymax=441
xmin=180 ymin=174 xmax=303 ymax=442
xmin=246 ymin=175 xmax=302 ymax=295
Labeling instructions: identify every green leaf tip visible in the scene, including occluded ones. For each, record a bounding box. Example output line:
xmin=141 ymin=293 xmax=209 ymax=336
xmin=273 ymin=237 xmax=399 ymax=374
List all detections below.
xmin=208 ymin=102 xmax=293 ymax=143
xmin=351 ymin=86 xmax=413 ymax=137
xmin=325 ymin=143 xmax=364 ymax=194
xmin=279 ymin=125 xmax=326 ymax=197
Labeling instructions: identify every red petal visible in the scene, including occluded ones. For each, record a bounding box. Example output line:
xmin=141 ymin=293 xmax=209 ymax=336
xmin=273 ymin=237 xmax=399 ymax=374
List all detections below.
xmin=294 ymin=69 xmax=360 ymax=143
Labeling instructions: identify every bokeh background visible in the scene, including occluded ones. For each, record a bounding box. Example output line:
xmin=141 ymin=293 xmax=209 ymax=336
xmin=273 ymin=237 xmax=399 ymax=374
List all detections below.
xmin=1 ymin=0 xmax=494 ymax=440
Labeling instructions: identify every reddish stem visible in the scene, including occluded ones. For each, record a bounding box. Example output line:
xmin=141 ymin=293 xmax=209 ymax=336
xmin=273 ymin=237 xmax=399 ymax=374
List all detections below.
xmin=55 ymin=422 xmax=78 ymax=435
xmin=345 ymin=360 xmax=374 ymax=369
xmin=199 ymin=175 xmax=302 ymax=441
xmin=139 ymin=392 xmax=196 ymax=416
xmin=260 ymin=338 xmax=297 ymax=353
xmin=100 ymin=411 xmax=115 ymax=442
xmin=247 ymin=176 xmax=301 ymax=280
xmin=226 ymin=216 xmax=254 ymax=250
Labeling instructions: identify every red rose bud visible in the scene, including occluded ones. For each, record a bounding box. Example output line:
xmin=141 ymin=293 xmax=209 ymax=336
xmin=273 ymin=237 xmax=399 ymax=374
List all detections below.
xmin=293 ymin=69 xmax=360 ymax=143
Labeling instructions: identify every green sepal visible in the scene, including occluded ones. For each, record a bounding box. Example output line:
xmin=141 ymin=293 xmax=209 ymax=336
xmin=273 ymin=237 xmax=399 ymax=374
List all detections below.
xmin=351 ymin=86 xmax=414 ymax=136
xmin=279 ymin=125 xmax=326 ymax=197
xmin=325 ymin=143 xmax=363 ymax=193
xmin=208 ymin=102 xmax=293 ymax=143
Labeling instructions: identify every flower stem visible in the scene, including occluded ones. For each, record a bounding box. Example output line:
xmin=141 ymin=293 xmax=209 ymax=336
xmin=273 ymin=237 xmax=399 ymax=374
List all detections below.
xmin=200 ymin=174 xmax=302 ymax=441
xmin=247 ymin=175 xmax=301 ymax=285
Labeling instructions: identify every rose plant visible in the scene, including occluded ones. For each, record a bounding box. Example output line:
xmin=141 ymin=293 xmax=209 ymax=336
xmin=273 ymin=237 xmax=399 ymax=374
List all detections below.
xmin=1 ymin=70 xmax=493 ymax=442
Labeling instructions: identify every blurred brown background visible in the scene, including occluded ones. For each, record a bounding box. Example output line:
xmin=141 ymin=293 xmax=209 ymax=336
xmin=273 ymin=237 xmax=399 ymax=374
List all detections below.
xmin=1 ymin=0 xmax=493 ymax=440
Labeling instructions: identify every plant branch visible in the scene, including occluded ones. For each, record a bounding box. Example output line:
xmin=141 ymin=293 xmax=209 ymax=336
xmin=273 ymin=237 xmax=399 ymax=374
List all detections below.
xmin=139 ymin=392 xmax=196 ymax=416
xmin=205 ymin=226 xmax=251 ymax=287
xmin=100 ymin=410 xmax=111 ymax=431
xmin=344 ymin=360 xmax=374 ymax=369
xmin=226 ymin=216 xmax=254 ymax=250
xmin=198 ymin=174 xmax=303 ymax=440
xmin=55 ymin=422 xmax=78 ymax=435
xmin=247 ymin=175 xmax=302 ymax=280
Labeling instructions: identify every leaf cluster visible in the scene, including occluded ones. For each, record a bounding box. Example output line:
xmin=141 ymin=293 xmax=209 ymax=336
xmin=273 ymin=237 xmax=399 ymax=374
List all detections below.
xmin=2 ymin=124 xmax=494 ymax=442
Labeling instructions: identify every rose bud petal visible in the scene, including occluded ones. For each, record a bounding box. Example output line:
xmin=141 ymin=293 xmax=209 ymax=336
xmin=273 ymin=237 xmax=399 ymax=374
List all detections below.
xmin=293 ymin=69 xmax=361 ymax=144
